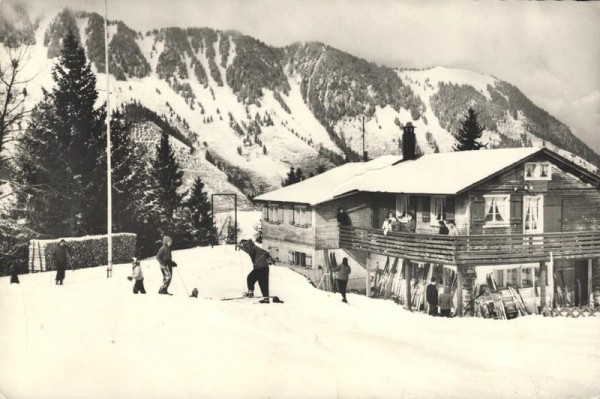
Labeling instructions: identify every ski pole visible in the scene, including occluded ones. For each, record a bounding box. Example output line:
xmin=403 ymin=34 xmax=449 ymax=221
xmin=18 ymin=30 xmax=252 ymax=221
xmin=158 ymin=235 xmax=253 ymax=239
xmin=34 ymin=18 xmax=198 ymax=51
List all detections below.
xmin=176 ymin=268 xmax=190 ymax=296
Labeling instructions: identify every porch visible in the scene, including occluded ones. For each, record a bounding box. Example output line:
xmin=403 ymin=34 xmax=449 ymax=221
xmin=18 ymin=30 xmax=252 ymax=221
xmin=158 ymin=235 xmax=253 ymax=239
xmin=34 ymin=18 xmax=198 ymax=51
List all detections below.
xmin=339 ymin=226 xmax=600 ymax=317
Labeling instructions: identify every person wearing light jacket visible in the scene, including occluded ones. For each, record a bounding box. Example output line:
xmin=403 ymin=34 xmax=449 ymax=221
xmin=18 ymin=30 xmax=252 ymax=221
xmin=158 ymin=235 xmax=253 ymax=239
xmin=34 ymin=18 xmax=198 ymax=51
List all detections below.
xmin=156 ymin=235 xmax=177 ymax=295
xmin=331 ymin=257 xmax=352 ymax=303
xmin=127 ymin=257 xmax=146 ymax=294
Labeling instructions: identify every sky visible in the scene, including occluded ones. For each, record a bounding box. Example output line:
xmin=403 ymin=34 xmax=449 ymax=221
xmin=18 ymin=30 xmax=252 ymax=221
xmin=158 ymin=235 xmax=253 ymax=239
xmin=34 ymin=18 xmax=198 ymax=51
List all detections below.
xmin=9 ymin=0 xmax=600 ymax=154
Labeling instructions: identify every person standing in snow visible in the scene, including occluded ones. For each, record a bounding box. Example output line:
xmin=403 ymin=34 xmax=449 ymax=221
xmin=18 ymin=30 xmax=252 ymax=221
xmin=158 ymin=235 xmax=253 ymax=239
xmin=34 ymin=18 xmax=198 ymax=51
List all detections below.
xmin=53 ymin=239 xmax=69 ymax=285
xmin=240 ymin=239 xmax=275 ymax=303
xmin=331 ymin=257 xmax=352 ymax=303
xmin=9 ymin=263 xmax=20 ymax=284
xmin=426 ymin=277 xmax=439 ymax=316
xmin=439 ymin=287 xmax=453 ymax=317
xmin=156 ymin=235 xmax=177 ymax=295
xmin=337 ymin=207 xmax=352 ymax=227
xmin=127 ymin=257 xmax=146 ymax=294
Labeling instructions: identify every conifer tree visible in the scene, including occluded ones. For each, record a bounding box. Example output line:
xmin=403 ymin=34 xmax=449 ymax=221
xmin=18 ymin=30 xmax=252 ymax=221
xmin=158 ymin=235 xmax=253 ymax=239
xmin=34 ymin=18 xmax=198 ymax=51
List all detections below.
xmin=15 ymin=28 xmax=104 ymax=235
xmin=453 ymin=107 xmax=486 ymax=151
xmin=184 ymin=176 xmax=216 ymax=245
xmin=153 ymin=130 xmax=185 ymax=217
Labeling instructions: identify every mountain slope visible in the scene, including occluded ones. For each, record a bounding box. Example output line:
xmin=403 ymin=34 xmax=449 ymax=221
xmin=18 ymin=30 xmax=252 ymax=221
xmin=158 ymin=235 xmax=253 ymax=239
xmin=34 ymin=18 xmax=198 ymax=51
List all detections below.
xmin=1 ymin=6 xmax=598 ymax=208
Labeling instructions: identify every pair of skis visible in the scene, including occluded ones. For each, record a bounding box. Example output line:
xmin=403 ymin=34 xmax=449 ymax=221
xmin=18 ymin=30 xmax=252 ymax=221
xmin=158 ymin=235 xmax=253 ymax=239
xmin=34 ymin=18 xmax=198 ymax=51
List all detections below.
xmin=220 ymin=295 xmax=284 ymax=304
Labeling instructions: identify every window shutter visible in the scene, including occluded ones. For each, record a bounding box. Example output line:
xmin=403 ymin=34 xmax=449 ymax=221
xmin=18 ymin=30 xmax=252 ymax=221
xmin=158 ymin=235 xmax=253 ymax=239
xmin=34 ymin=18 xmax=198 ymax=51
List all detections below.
xmin=288 ymin=251 xmax=294 ymax=264
xmin=421 ymin=197 xmax=431 ymax=222
xmin=471 ymin=199 xmax=485 ymax=221
xmin=510 ymin=197 xmax=522 ymax=220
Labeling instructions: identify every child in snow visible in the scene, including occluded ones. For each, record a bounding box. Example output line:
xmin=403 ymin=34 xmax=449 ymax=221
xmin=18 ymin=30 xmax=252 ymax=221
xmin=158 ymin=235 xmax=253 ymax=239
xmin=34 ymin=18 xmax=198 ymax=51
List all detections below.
xmin=156 ymin=235 xmax=177 ymax=295
xmin=240 ymin=239 xmax=275 ymax=303
xmin=331 ymin=257 xmax=351 ymax=303
xmin=127 ymin=258 xmax=146 ymax=294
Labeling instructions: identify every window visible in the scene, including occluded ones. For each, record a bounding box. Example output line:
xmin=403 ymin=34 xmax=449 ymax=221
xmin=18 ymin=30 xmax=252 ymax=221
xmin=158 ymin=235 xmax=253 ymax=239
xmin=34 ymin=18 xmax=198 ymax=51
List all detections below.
xmin=524 ymin=162 xmax=551 ymax=181
xmin=430 ymin=197 xmax=446 ymax=225
xmin=268 ymin=247 xmax=280 ymax=261
xmin=521 ymin=268 xmax=533 ymax=287
xmin=262 ymin=205 xmax=269 ymax=221
xmin=292 ymin=205 xmax=311 ymax=227
xmin=395 ymin=195 xmax=414 ymax=218
xmin=268 ymin=204 xmax=283 ymax=223
xmin=483 ymin=195 xmax=510 ymax=225
xmin=288 ymin=250 xmax=311 ymax=267
xmin=523 ymin=195 xmax=543 ymax=233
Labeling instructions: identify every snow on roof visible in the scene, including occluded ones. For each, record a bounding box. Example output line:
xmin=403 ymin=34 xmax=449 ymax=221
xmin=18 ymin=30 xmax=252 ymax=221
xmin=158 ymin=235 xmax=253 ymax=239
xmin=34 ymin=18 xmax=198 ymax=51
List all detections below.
xmin=256 ymin=148 xmax=543 ymax=205
xmin=349 ymin=147 xmax=541 ymax=195
xmin=254 ymin=155 xmax=402 ymax=205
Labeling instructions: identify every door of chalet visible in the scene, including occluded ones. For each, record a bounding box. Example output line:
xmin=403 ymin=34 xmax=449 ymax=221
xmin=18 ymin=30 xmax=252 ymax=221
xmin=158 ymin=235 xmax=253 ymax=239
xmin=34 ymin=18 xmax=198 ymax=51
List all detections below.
xmin=543 ymin=196 xmax=562 ymax=233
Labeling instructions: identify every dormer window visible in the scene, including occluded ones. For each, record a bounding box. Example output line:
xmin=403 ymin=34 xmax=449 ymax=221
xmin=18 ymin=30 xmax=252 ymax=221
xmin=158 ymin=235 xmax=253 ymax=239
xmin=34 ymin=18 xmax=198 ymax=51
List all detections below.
xmin=524 ymin=162 xmax=551 ymax=181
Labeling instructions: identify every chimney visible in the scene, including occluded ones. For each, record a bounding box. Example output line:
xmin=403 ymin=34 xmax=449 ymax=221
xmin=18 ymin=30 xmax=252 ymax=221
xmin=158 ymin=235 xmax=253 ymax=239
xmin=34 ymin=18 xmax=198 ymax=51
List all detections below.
xmin=402 ymin=122 xmax=416 ymax=160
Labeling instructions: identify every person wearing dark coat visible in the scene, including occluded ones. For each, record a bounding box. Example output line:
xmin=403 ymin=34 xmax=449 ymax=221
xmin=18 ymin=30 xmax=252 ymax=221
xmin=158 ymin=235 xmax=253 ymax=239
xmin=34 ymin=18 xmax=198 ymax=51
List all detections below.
xmin=426 ymin=277 xmax=439 ymax=316
xmin=53 ymin=239 xmax=69 ymax=285
xmin=336 ymin=207 xmax=352 ymax=227
xmin=9 ymin=264 xmax=19 ymax=284
xmin=240 ymin=239 xmax=274 ymax=303
xmin=438 ymin=220 xmax=449 ymax=235
xmin=331 ymin=257 xmax=352 ymax=303
xmin=156 ymin=235 xmax=176 ymax=295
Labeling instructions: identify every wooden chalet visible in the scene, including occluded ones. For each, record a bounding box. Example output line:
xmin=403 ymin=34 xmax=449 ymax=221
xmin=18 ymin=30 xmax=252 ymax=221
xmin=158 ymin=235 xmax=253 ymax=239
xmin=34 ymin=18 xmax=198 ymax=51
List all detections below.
xmin=254 ymin=129 xmax=600 ymax=318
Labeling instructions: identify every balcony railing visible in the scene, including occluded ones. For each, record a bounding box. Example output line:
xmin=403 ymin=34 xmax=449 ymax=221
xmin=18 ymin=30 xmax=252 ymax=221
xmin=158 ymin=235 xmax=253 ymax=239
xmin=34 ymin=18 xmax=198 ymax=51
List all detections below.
xmin=339 ymin=226 xmax=600 ymax=265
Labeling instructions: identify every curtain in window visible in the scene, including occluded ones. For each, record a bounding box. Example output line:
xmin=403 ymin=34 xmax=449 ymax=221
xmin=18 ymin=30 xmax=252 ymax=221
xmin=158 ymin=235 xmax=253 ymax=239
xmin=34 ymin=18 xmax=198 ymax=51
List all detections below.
xmin=396 ymin=195 xmax=408 ymax=217
xmin=485 ymin=197 xmax=506 ymax=222
xmin=432 ymin=197 xmax=446 ymax=221
xmin=524 ymin=197 xmax=541 ymax=232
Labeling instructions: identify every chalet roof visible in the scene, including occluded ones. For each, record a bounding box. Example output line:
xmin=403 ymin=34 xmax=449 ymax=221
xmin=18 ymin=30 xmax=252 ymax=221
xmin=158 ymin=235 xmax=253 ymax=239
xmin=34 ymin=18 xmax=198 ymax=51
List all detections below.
xmin=254 ymin=155 xmax=402 ymax=205
xmin=348 ymin=147 xmax=541 ymax=195
xmin=255 ymin=147 xmax=600 ymax=205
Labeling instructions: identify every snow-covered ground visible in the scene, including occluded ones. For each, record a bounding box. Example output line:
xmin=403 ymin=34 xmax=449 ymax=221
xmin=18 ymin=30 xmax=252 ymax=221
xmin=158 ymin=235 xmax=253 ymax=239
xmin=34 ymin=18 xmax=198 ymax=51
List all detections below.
xmin=1 ymin=245 xmax=599 ymax=399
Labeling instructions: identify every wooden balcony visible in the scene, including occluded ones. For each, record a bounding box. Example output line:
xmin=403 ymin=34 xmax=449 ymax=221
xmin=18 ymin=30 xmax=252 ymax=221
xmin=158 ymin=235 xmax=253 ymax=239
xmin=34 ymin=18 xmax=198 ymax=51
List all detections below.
xmin=339 ymin=226 xmax=600 ymax=266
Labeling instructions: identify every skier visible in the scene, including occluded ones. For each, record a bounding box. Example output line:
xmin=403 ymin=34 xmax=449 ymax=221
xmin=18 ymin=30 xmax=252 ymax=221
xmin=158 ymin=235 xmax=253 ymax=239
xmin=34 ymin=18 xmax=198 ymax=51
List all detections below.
xmin=127 ymin=257 xmax=146 ymax=294
xmin=426 ymin=277 xmax=439 ymax=316
xmin=240 ymin=239 xmax=276 ymax=303
xmin=331 ymin=257 xmax=352 ymax=303
xmin=156 ymin=235 xmax=177 ymax=295
xmin=53 ymin=239 xmax=69 ymax=285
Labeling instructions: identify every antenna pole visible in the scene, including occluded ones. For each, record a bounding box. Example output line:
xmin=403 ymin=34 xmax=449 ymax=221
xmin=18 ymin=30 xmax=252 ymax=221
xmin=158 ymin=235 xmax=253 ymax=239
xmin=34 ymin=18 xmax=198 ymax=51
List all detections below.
xmin=104 ymin=0 xmax=113 ymax=278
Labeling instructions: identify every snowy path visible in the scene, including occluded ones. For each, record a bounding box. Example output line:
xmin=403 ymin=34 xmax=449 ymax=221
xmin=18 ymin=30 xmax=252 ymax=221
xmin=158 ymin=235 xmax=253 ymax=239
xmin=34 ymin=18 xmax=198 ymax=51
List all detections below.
xmin=1 ymin=246 xmax=599 ymax=399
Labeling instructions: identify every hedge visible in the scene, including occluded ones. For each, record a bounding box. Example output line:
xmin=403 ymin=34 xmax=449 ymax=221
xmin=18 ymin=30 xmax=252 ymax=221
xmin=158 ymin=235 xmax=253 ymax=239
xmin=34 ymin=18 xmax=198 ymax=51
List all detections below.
xmin=30 ymin=233 xmax=136 ymax=272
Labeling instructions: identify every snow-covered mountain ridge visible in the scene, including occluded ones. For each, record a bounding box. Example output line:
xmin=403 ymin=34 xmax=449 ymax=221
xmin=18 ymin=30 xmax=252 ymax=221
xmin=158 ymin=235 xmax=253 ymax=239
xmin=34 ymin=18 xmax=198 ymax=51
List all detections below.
xmin=2 ymin=6 xmax=598 ymax=207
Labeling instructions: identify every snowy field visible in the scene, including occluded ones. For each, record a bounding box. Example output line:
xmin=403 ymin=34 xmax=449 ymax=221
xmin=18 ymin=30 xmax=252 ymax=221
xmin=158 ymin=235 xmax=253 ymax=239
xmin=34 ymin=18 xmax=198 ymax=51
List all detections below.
xmin=1 ymin=245 xmax=599 ymax=399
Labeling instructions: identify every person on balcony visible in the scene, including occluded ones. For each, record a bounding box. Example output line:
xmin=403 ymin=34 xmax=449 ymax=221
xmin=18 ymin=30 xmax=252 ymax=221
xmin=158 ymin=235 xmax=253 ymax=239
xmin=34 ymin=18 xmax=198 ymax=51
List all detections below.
xmin=382 ymin=212 xmax=399 ymax=235
xmin=337 ymin=207 xmax=352 ymax=227
xmin=438 ymin=220 xmax=449 ymax=235
xmin=447 ymin=220 xmax=459 ymax=236
xmin=401 ymin=211 xmax=416 ymax=233
xmin=426 ymin=277 xmax=439 ymax=316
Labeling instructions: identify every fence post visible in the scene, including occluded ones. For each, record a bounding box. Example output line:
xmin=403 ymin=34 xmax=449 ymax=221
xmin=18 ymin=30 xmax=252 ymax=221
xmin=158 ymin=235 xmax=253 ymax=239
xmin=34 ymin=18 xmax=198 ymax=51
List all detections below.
xmin=540 ymin=261 xmax=547 ymax=313
xmin=456 ymin=265 xmax=463 ymax=317
xmin=404 ymin=258 xmax=412 ymax=311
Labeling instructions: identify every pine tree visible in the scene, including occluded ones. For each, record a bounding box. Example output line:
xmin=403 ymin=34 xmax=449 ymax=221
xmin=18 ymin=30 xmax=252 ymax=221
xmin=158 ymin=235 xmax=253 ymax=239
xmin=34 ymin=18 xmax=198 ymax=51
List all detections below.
xmin=184 ymin=176 xmax=216 ymax=245
xmin=453 ymin=107 xmax=487 ymax=151
xmin=153 ymin=130 xmax=185 ymax=217
xmin=15 ymin=28 xmax=105 ymax=236
xmin=282 ymin=166 xmax=297 ymax=187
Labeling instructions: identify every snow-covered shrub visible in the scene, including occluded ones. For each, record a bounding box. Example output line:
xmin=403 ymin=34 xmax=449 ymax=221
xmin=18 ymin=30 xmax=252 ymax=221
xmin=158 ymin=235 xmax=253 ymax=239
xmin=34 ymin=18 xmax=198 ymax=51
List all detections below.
xmin=35 ymin=233 xmax=136 ymax=271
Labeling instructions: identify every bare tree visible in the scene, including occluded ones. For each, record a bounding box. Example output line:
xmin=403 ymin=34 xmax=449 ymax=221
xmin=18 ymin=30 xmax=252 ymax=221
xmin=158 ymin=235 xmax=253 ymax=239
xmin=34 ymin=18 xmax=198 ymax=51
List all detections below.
xmin=0 ymin=45 xmax=32 ymax=167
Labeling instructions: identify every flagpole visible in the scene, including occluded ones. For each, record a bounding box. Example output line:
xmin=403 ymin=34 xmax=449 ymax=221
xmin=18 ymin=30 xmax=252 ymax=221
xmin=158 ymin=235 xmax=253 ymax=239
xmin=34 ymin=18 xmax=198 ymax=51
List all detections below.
xmin=104 ymin=0 xmax=113 ymax=278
